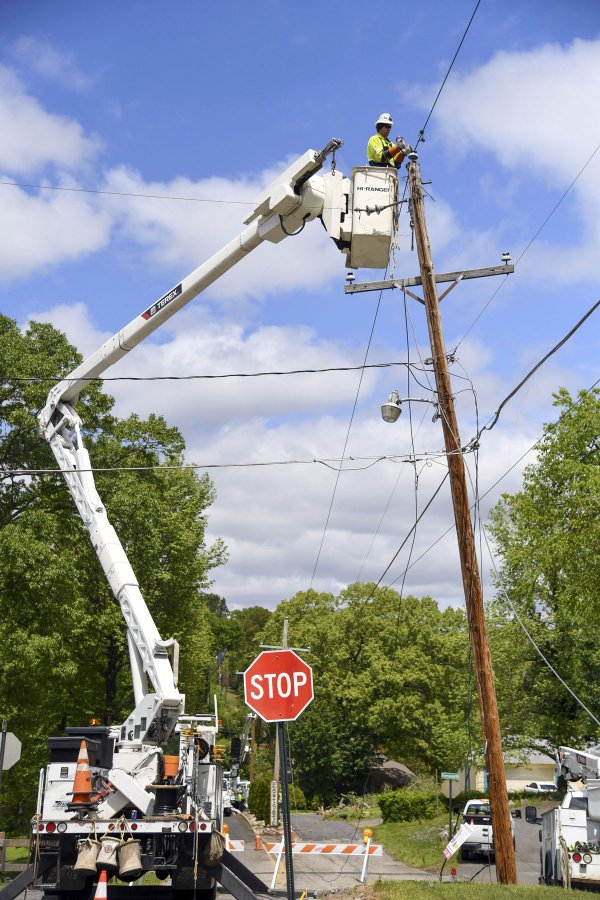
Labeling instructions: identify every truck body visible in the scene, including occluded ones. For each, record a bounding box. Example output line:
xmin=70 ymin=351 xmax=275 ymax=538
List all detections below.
xmin=21 ymin=139 xmax=398 ymax=900
xmin=527 ymin=745 xmax=600 ymax=889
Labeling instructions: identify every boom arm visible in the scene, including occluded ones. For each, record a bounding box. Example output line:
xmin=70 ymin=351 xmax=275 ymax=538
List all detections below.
xmin=559 ymin=745 xmax=600 ymax=782
xmin=38 ymin=139 xmax=397 ymax=748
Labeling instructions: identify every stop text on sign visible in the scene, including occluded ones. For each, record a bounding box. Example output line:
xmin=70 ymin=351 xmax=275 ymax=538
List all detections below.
xmin=243 ymin=649 xmax=314 ymax=722
xmin=248 ymin=670 xmax=308 ymax=700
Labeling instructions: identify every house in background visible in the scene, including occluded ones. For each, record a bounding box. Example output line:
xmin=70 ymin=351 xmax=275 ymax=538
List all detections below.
xmin=440 ymin=748 xmax=557 ymax=796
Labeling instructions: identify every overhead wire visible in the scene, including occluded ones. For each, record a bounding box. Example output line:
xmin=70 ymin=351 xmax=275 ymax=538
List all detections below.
xmin=413 ymin=0 xmax=482 ymax=150
xmin=455 ymin=139 xmax=600 ymax=351
xmin=455 ymin=362 xmax=600 ymax=730
xmin=0 ymin=448 xmax=470 ymax=479
xmin=386 ymin=293 xmax=423 ymax=649
xmin=3 ymin=359 xmax=423 ymax=384
xmin=386 ymin=373 xmax=600 ymax=599
xmin=308 ymin=290 xmax=384 ymax=588
xmin=481 ymin=525 xmax=600 ymax=729
xmin=470 ymin=295 xmax=600 ymax=441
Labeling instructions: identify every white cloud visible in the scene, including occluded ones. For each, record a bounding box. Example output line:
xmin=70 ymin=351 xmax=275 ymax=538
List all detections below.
xmin=408 ymin=37 xmax=600 ymax=281
xmin=103 ymin=163 xmax=344 ymax=302
xmin=29 ymin=299 xmax=567 ymax=609
xmin=12 ymin=36 xmax=93 ymax=92
xmin=0 ymin=65 xmax=100 ymax=175
xmin=0 ymin=185 xmax=111 ymax=283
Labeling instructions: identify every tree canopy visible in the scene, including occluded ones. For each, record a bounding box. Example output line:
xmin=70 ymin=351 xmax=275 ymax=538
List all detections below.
xmin=489 ymin=387 xmax=600 ymax=747
xmin=0 ymin=314 xmax=226 ymax=829
xmin=261 ymin=584 xmax=473 ymax=803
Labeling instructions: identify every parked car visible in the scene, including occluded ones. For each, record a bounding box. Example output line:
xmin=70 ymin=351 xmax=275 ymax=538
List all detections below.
xmin=524 ymin=781 xmax=557 ymax=793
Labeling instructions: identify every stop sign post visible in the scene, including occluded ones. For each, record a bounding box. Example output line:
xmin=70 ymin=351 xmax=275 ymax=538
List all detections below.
xmin=243 ymin=650 xmax=313 ymax=723
xmin=244 ymin=650 xmax=313 ymax=900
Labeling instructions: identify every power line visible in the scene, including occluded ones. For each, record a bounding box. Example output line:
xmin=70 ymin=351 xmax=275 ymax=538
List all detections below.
xmin=456 ymin=138 xmax=600 ymax=350
xmin=385 ymin=374 xmax=600 ymax=584
xmin=308 ymin=291 xmax=384 ymax=587
xmin=472 ymin=295 xmax=600 ymax=440
xmin=0 ymin=177 xmax=391 ymax=215
xmin=0 ymin=179 xmax=255 ymax=205
xmin=4 ymin=359 xmax=420 ymax=384
xmin=414 ymin=0 xmax=482 ymax=149
xmin=481 ymin=524 xmax=600 ymax=729
xmin=1 ymin=448 xmax=467 ymax=478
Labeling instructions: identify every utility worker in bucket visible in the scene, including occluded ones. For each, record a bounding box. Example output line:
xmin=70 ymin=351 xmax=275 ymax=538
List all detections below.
xmin=367 ymin=113 xmax=411 ymax=168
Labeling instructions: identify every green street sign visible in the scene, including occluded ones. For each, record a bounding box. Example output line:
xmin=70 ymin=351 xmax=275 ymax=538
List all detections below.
xmin=441 ymin=772 xmax=459 ymax=780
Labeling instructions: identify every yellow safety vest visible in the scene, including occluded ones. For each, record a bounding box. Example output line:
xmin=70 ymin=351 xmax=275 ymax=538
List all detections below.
xmin=367 ymin=132 xmax=398 ymax=167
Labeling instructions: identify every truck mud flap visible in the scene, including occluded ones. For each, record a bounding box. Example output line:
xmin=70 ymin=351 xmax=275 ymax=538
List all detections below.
xmin=0 ymin=856 xmax=53 ymax=900
xmin=209 ymin=847 xmax=270 ymax=900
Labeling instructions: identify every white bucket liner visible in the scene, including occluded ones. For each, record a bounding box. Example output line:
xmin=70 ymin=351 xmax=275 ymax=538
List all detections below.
xmin=96 ymin=835 xmax=121 ymax=873
xmin=74 ymin=838 xmax=101 ymax=875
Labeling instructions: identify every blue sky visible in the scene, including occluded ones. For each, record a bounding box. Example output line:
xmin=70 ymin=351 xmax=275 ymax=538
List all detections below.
xmin=2 ymin=0 xmax=600 ymax=610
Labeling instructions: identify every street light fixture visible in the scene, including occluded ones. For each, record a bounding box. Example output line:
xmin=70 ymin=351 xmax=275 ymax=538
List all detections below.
xmin=381 ymin=390 xmax=440 ymax=423
xmin=381 ymin=389 xmax=402 ymax=423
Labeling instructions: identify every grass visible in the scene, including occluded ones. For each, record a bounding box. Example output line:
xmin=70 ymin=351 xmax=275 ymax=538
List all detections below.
xmin=365 ymin=882 xmax=556 ymax=900
xmin=373 ymin=815 xmax=449 ymax=870
xmin=5 ymin=846 xmax=29 ymax=863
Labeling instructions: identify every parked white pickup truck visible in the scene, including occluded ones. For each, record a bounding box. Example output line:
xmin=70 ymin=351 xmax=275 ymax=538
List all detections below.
xmin=458 ymin=798 xmax=518 ymax=860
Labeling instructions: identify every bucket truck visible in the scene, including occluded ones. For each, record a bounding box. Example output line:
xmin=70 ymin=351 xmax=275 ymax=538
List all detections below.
xmin=18 ymin=139 xmax=398 ymax=900
xmin=526 ymin=745 xmax=600 ymax=889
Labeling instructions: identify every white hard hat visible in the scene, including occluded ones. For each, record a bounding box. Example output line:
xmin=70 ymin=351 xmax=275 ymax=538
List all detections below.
xmin=376 ymin=112 xmax=394 ymax=127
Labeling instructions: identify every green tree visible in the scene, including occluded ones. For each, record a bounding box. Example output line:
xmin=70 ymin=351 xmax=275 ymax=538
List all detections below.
xmin=0 ymin=314 xmax=226 ymax=829
xmin=261 ymin=585 xmax=472 ymax=802
xmin=488 ymin=387 xmax=600 ymax=747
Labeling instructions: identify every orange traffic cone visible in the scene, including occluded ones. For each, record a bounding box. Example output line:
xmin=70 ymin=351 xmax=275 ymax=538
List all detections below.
xmin=94 ymin=869 xmax=108 ymax=900
xmin=67 ymin=740 xmax=95 ymax=810
xmin=254 ymin=834 xmax=261 ymax=851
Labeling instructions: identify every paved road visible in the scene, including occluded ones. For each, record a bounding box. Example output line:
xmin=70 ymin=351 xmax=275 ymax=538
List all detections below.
xmin=227 ymin=811 xmax=430 ymax=892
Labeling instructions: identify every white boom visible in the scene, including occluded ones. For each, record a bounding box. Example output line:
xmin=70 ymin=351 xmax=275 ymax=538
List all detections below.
xmin=38 ymin=139 xmax=398 ymax=749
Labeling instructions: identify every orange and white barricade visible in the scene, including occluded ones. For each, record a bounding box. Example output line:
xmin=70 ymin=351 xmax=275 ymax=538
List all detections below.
xmin=267 ymin=836 xmax=382 ymax=888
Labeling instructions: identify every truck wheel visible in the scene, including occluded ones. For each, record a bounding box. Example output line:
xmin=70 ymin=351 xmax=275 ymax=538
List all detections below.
xmin=459 ymin=847 xmax=470 ymax=862
xmin=544 ymin=851 xmax=554 ymax=885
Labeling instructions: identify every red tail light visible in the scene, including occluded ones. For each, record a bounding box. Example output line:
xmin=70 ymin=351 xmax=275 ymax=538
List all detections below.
xmin=46 ymin=822 xmax=56 ymax=833
xmin=572 ymin=852 xmax=582 ymax=863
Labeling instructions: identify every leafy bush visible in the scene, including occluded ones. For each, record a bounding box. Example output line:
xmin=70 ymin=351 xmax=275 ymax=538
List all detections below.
xmin=248 ymin=774 xmax=272 ymax=823
xmin=447 ymin=789 xmax=487 ymax=809
xmin=290 ymin=783 xmax=308 ymax=810
xmin=379 ymin=789 xmax=438 ymax=822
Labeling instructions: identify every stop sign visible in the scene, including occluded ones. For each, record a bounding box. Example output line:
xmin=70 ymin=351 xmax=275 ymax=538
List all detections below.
xmin=243 ymin=650 xmax=313 ymax=722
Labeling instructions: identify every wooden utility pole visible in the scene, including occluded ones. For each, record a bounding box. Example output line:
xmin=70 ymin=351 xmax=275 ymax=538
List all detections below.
xmin=407 ymin=156 xmax=516 ymax=884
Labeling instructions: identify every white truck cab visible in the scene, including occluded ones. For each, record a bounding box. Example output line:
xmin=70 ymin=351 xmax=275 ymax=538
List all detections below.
xmin=459 ymin=798 xmax=516 ymax=861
